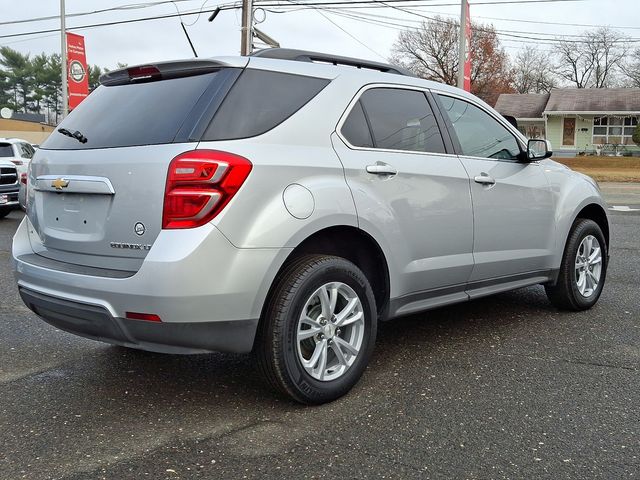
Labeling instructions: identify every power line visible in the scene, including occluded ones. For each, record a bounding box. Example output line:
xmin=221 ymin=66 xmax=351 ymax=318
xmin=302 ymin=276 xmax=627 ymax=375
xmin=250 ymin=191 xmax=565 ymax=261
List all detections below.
xmin=0 ymin=5 xmax=222 ymax=40
xmin=253 ymin=0 xmax=590 ymax=7
xmin=282 ymin=0 xmax=387 ymax=58
xmin=364 ymin=3 xmax=613 ymax=42
xmin=470 ymin=13 xmax=640 ymax=31
xmin=315 ymin=9 xmax=388 ymax=59
xmin=0 ymin=0 xmax=199 ymax=27
xmin=0 ymin=0 xmax=629 ymax=46
xmin=268 ymin=2 xmax=640 ymax=44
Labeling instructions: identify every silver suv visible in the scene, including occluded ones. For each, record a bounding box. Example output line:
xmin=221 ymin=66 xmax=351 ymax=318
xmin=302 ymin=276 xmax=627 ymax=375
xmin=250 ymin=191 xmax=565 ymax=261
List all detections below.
xmin=12 ymin=49 xmax=609 ymax=404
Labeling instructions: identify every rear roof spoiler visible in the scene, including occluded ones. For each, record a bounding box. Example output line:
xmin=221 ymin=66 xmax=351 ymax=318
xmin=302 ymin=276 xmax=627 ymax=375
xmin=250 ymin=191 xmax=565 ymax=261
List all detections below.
xmin=99 ymin=58 xmax=247 ymax=86
xmin=251 ymin=48 xmax=416 ymax=77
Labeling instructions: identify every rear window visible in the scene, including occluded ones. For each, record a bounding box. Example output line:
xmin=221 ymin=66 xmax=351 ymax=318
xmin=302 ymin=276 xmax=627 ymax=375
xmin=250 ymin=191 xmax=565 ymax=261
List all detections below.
xmin=202 ymin=69 xmax=329 ymax=141
xmin=42 ymin=71 xmax=224 ymax=150
xmin=0 ymin=143 xmax=14 ymax=157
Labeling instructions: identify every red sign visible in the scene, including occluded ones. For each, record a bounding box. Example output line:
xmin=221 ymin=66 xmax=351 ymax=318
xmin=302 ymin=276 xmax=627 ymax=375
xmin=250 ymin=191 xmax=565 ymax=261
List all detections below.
xmin=66 ymin=32 xmax=89 ymax=110
xmin=463 ymin=2 xmax=472 ymax=92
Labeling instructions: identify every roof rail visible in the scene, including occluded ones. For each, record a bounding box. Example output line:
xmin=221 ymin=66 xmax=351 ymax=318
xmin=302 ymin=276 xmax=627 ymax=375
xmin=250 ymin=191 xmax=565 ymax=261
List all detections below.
xmin=251 ymin=48 xmax=416 ymax=77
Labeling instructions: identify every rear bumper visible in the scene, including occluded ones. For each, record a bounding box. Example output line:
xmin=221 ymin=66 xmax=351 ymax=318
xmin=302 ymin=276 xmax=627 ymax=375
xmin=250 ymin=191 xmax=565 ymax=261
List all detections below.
xmin=19 ymin=287 xmax=257 ymax=353
xmin=13 ymin=217 xmax=292 ymax=353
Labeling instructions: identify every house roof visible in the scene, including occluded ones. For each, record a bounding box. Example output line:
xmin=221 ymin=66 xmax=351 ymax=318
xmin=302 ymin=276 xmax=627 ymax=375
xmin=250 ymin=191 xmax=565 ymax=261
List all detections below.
xmin=544 ymin=88 xmax=640 ymax=113
xmin=494 ymin=93 xmax=550 ymax=119
xmin=495 ymin=88 xmax=640 ymax=119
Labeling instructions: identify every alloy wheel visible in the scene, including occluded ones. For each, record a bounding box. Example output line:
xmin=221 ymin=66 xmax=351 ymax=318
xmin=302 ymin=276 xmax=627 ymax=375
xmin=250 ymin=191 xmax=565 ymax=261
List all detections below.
xmin=296 ymin=282 xmax=365 ymax=381
xmin=575 ymin=234 xmax=603 ymax=298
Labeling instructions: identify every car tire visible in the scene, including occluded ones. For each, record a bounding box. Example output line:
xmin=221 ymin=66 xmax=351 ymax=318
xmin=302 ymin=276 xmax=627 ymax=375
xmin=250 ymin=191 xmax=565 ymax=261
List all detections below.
xmin=545 ymin=218 xmax=608 ymax=311
xmin=0 ymin=207 xmax=11 ymax=219
xmin=255 ymin=254 xmax=377 ymax=404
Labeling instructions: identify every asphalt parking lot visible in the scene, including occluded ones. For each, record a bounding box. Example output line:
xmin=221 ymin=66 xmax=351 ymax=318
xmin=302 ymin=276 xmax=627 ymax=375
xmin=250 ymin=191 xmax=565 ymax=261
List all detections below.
xmin=1 ymin=187 xmax=639 ymax=480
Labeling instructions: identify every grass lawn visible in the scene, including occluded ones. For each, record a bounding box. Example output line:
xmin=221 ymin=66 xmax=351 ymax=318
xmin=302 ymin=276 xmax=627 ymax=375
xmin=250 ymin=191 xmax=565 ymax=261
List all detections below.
xmin=553 ymin=156 xmax=640 ymax=183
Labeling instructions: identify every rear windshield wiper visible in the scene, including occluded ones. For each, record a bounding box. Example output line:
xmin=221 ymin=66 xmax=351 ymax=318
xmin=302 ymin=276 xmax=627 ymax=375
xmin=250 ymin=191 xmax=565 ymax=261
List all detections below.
xmin=58 ymin=128 xmax=88 ymax=144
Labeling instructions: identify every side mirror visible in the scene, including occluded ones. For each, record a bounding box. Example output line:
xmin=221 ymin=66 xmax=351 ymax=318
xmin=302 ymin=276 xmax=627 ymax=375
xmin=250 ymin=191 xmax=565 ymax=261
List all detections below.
xmin=527 ymin=139 xmax=552 ymax=161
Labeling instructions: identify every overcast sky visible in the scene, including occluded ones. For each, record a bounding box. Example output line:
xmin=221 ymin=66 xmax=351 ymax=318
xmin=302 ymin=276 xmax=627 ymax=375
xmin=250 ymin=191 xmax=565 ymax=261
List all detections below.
xmin=1 ymin=0 xmax=639 ymax=69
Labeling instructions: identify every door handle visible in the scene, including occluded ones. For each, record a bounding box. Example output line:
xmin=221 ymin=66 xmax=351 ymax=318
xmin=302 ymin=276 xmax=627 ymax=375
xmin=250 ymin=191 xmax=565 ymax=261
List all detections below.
xmin=474 ymin=174 xmax=496 ymax=185
xmin=366 ymin=163 xmax=397 ymax=176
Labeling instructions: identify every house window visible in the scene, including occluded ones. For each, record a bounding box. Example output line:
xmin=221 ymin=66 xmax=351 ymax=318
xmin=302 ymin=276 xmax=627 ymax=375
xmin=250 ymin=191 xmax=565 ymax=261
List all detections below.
xmin=593 ymin=116 xmax=638 ymax=145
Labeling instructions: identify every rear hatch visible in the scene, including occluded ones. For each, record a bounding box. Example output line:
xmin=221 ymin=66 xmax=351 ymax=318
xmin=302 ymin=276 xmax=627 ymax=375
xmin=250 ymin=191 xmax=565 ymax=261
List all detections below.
xmin=27 ymin=59 xmax=246 ymax=271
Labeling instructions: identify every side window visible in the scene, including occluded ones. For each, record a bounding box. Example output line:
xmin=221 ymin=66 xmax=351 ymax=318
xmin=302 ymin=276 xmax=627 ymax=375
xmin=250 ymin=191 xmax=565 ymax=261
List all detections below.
xmin=357 ymin=88 xmax=445 ymax=154
xmin=203 ymin=70 xmax=329 ymax=141
xmin=341 ymin=100 xmax=373 ymax=148
xmin=438 ymin=95 xmax=521 ymax=160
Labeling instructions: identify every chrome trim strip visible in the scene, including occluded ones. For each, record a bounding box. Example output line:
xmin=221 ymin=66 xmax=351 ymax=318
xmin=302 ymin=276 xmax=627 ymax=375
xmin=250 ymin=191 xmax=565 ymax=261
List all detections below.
xmin=35 ymin=175 xmax=116 ymax=195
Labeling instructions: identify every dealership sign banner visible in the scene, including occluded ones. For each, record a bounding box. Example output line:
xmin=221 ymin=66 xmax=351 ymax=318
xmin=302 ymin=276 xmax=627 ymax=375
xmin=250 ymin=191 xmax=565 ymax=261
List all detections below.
xmin=66 ymin=32 xmax=89 ymax=110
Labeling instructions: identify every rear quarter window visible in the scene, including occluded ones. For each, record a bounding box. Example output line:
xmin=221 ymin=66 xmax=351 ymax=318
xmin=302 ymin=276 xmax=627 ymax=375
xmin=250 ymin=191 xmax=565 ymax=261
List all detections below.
xmin=202 ymin=69 xmax=329 ymax=141
xmin=341 ymin=100 xmax=374 ymax=148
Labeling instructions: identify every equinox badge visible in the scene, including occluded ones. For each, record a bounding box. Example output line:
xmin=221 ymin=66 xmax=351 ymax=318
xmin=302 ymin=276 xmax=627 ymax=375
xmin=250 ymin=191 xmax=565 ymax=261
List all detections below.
xmin=110 ymin=242 xmax=152 ymax=251
xmin=51 ymin=178 xmax=70 ymax=191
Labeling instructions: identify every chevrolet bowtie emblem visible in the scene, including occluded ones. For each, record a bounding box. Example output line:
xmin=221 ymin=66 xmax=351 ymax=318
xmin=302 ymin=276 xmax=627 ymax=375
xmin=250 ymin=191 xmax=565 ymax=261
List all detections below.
xmin=51 ymin=178 xmax=70 ymax=191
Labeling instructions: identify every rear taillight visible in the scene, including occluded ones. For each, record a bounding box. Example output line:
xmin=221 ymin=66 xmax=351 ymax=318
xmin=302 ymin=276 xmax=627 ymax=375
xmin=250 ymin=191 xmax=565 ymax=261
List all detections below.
xmin=162 ymin=150 xmax=252 ymax=229
xmin=11 ymin=159 xmax=23 ymax=166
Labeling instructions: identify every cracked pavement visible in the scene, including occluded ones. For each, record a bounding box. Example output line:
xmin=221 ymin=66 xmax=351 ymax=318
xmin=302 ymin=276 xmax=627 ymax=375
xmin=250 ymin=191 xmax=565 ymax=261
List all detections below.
xmin=1 ymin=191 xmax=639 ymax=479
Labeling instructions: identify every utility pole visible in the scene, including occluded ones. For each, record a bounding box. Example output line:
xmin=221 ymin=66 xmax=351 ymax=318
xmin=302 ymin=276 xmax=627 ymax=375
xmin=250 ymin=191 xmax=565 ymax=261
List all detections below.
xmin=457 ymin=0 xmax=467 ymax=89
xmin=60 ymin=0 xmax=68 ymax=119
xmin=240 ymin=0 xmax=253 ymax=55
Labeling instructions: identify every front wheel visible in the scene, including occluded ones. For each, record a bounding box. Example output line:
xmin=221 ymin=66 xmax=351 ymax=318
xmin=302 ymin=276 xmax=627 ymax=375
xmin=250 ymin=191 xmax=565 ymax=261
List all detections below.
xmin=0 ymin=207 xmax=11 ymax=219
xmin=545 ymin=218 xmax=608 ymax=311
xmin=255 ymin=255 xmax=377 ymax=404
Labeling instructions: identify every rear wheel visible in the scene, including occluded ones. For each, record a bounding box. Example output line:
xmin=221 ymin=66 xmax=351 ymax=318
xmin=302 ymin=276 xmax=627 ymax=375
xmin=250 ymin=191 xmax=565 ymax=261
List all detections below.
xmin=256 ymin=255 xmax=377 ymax=404
xmin=0 ymin=207 xmax=11 ymax=219
xmin=545 ymin=219 xmax=607 ymax=311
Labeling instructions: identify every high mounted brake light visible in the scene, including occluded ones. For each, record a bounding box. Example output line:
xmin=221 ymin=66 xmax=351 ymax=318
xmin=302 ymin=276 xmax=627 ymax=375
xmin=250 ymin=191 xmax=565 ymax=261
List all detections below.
xmin=162 ymin=150 xmax=252 ymax=229
xmin=127 ymin=65 xmax=161 ymax=81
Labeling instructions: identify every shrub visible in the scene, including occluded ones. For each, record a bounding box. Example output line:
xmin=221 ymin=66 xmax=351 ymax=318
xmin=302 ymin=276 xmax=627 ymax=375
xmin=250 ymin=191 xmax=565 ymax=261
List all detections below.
xmin=633 ymin=123 xmax=640 ymax=145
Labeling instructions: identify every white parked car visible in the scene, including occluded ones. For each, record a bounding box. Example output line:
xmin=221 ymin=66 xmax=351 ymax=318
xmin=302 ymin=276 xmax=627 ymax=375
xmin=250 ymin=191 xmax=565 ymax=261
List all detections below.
xmin=0 ymin=158 xmax=19 ymax=217
xmin=0 ymin=137 xmax=35 ymax=177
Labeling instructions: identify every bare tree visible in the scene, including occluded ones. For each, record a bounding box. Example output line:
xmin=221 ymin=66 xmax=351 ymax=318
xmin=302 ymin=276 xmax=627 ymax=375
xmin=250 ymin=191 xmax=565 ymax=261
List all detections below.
xmin=390 ymin=18 xmax=459 ymax=85
xmin=390 ymin=16 xmax=514 ymax=105
xmin=512 ymin=46 xmax=556 ymax=93
xmin=554 ymin=27 xmax=628 ymax=88
xmin=621 ymin=48 xmax=640 ymax=87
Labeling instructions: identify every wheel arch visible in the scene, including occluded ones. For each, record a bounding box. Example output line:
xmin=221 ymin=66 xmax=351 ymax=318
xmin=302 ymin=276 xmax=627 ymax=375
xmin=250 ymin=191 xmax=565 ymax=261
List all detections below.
xmin=575 ymin=203 xmax=610 ymax=249
xmin=256 ymin=225 xmax=391 ymax=343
